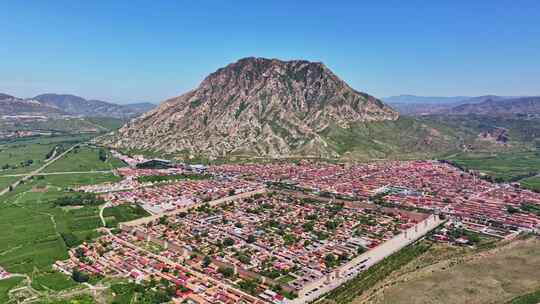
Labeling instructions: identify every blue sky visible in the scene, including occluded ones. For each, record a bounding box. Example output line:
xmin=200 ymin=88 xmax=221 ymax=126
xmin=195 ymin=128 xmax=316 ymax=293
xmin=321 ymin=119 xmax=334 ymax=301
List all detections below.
xmin=1 ymin=0 xmax=540 ymax=104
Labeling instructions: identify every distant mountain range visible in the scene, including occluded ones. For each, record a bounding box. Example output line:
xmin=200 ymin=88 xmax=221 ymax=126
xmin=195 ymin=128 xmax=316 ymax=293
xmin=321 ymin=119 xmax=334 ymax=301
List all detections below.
xmin=122 ymin=102 xmax=156 ymax=113
xmin=0 ymin=93 xmax=156 ymax=119
xmin=444 ymin=96 xmax=540 ymax=116
xmin=383 ymin=94 xmax=533 ymax=116
xmin=383 ymin=95 xmax=471 ymax=105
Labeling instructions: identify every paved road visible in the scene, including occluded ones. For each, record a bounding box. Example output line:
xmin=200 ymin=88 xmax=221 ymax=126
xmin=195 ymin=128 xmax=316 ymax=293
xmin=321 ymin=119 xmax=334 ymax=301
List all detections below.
xmin=0 ymin=144 xmax=80 ymax=197
xmin=98 ymin=203 xmax=111 ymax=227
xmin=290 ymin=214 xmax=444 ymax=304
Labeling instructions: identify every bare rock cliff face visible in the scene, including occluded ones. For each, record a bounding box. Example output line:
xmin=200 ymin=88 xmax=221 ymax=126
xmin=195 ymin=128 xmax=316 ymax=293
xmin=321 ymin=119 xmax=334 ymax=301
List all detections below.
xmin=111 ymin=57 xmax=399 ymax=157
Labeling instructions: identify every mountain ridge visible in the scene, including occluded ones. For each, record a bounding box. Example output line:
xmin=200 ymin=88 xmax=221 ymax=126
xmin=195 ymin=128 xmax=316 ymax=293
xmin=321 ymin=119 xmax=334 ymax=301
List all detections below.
xmin=0 ymin=93 xmax=155 ymax=119
xmin=383 ymin=95 xmax=471 ymax=105
xmin=443 ymin=96 xmax=540 ymax=116
xmin=34 ymin=93 xmax=149 ymax=118
xmin=386 ymin=95 xmax=519 ymax=116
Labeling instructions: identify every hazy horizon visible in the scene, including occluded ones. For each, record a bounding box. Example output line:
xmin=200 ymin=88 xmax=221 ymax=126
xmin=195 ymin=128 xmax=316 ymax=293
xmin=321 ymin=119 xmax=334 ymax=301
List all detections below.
xmin=0 ymin=89 xmax=534 ymax=106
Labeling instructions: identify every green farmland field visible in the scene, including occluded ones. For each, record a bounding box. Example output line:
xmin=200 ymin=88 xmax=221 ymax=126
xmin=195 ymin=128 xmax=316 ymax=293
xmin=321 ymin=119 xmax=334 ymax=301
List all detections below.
xmin=43 ymin=146 xmax=125 ymax=173
xmin=31 ymin=268 xmax=78 ymax=292
xmin=0 ymin=136 xmax=125 ymax=301
xmin=520 ymin=176 xmax=540 ymax=192
xmin=0 ymin=180 xmax=105 ymax=274
xmin=103 ymin=204 xmax=150 ymax=228
xmin=0 ymin=277 xmax=23 ymax=303
xmin=0 ymin=176 xmax=19 ymax=192
xmin=31 ymin=172 xmax=121 ymax=189
xmin=447 ymin=151 xmax=540 ymax=181
xmin=36 ymin=294 xmax=95 ymax=304
xmin=0 ymin=135 xmax=91 ymax=176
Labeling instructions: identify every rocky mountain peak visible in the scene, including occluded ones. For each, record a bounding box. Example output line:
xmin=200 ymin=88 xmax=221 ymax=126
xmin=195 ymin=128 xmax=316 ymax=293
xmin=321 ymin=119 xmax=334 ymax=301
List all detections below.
xmin=199 ymin=58 xmax=343 ymax=102
xmin=109 ymin=57 xmax=399 ymax=158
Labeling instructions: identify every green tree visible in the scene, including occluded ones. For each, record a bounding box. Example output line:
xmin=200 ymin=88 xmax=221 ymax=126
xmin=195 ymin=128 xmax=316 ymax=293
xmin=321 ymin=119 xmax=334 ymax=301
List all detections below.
xmin=202 ymin=256 xmax=212 ymax=268
xmin=71 ymin=269 xmax=89 ymax=283
xmin=223 ymin=237 xmax=235 ymax=247
xmin=98 ymin=149 xmax=107 ymax=162
xmin=218 ymin=267 xmax=234 ymax=278
xmin=325 ymin=254 xmax=337 ymax=268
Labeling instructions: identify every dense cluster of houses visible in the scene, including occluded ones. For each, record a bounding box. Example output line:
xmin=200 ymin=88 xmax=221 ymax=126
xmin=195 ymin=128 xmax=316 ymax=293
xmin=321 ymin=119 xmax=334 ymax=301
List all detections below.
xmin=51 ymin=160 xmax=540 ymax=303
xmin=77 ymin=168 xmax=188 ymax=193
xmin=54 ymin=235 xmax=265 ymax=304
xmin=76 ymin=166 xmax=260 ymax=214
xmin=59 ymin=191 xmax=420 ymax=302
xmin=212 ymin=161 xmax=540 ymax=234
xmin=99 ymin=178 xmax=259 ymax=214
xmin=132 ymin=192 xmax=418 ymax=294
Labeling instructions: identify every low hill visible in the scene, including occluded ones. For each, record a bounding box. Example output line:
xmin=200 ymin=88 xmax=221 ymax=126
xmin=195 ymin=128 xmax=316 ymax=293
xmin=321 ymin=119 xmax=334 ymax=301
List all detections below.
xmin=0 ymin=94 xmax=66 ymax=117
xmin=419 ymin=114 xmax=540 ymax=152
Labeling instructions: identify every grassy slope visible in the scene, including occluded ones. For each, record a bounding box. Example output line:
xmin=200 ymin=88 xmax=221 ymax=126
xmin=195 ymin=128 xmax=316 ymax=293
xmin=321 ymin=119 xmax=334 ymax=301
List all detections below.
xmin=321 ymin=241 xmax=432 ymax=304
xmin=358 ymin=237 xmax=540 ymax=304
xmin=507 ymin=288 xmax=540 ymax=304
xmin=436 ymin=115 xmax=540 ymax=182
xmin=422 ymin=115 xmax=540 ymax=145
xmin=320 ymin=117 xmax=462 ymax=160
xmin=85 ymin=117 xmax=126 ymax=131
